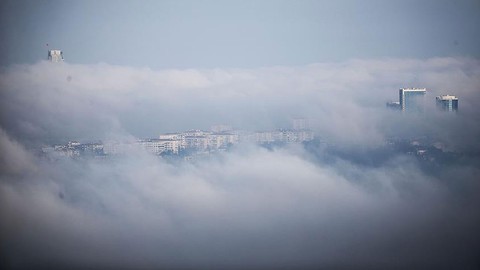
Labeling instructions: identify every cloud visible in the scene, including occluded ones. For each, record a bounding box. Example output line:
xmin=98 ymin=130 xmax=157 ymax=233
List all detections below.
xmin=1 ymin=58 xmax=480 ymax=148
xmin=1 ymin=130 xmax=479 ymax=269
xmin=1 ymin=58 xmax=480 ymax=269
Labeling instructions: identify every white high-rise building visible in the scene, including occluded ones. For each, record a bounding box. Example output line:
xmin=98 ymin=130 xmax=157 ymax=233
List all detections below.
xmin=399 ymin=88 xmax=426 ymax=112
xmin=48 ymin=50 xmax=64 ymax=62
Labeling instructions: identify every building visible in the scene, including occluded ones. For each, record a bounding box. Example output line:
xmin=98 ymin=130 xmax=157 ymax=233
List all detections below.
xmin=399 ymin=88 xmax=426 ymax=112
xmin=209 ymin=132 xmax=239 ymax=149
xmin=182 ymin=130 xmax=210 ymax=150
xmin=386 ymin=101 xmax=401 ymax=110
xmin=254 ymin=131 xmax=277 ymax=143
xmin=294 ymin=130 xmax=315 ymax=142
xmin=159 ymin=133 xmax=183 ymax=140
xmin=436 ymin=95 xmax=458 ymax=112
xmin=159 ymin=133 xmax=186 ymax=149
xmin=137 ymin=139 xmax=182 ymax=154
xmin=252 ymin=129 xmax=314 ymax=144
xmin=48 ymin=50 xmax=64 ymax=62
xmin=184 ymin=135 xmax=209 ymax=151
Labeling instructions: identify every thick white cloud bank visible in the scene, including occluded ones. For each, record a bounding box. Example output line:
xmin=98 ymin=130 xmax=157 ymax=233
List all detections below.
xmin=1 ymin=57 xmax=480 ymax=148
xmin=1 ymin=129 xmax=479 ymax=269
xmin=1 ymin=58 xmax=480 ymax=269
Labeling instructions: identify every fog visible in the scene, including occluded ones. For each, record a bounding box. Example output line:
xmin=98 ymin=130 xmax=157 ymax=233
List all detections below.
xmin=1 ymin=58 xmax=480 ymax=148
xmin=1 ymin=58 xmax=480 ymax=269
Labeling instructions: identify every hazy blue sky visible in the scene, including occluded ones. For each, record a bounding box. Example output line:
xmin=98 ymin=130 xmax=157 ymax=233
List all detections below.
xmin=1 ymin=0 xmax=480 ymax=68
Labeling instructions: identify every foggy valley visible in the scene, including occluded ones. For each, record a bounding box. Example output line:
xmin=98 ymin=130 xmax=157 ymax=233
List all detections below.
xmin=1 ymin=1 xmax=480 ymax=269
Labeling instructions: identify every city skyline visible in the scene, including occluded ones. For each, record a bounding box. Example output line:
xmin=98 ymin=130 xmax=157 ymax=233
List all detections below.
xmin=41 ymin=123 xmax=316 ymax=159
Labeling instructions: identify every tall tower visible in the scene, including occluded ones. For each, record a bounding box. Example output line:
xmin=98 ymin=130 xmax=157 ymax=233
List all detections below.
xmin=399 ymin=88 xmax=426 ymax=112
xmin=48 ymin=50 xmax=64 ymax=62
xmin=436 ymin=95 xmax=458 ymax=112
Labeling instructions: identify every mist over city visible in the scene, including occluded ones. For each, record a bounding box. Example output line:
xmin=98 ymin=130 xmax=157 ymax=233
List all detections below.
xmin=1 ymin=1 xmax=480 ymax=269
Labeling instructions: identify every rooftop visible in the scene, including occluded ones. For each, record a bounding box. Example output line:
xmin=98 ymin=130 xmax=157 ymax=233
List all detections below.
xmin=400 ymin=88 xmax=427 ymax=92
xmin=436 ymin=95 xmax=458 ymax=100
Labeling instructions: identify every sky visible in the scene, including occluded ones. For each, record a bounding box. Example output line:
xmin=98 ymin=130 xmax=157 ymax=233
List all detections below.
xmin=1 ymin=1 xmax=480 ymax=269
xmin=1 ymin=0 xmax=480 ymax=68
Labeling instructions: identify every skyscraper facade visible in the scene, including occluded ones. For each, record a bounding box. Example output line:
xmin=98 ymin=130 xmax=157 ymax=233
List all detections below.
xmin=399 ymin=88 xmax=426 ymax=112
xmin=436 ymin=95 xmax=458 ymax=112
xmin=48 ymin=50 xmax=64 ymax=62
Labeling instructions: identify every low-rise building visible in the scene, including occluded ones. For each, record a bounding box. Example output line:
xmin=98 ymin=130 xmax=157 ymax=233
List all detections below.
xmin=137 ymin=139 xmax=182 ymax=154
